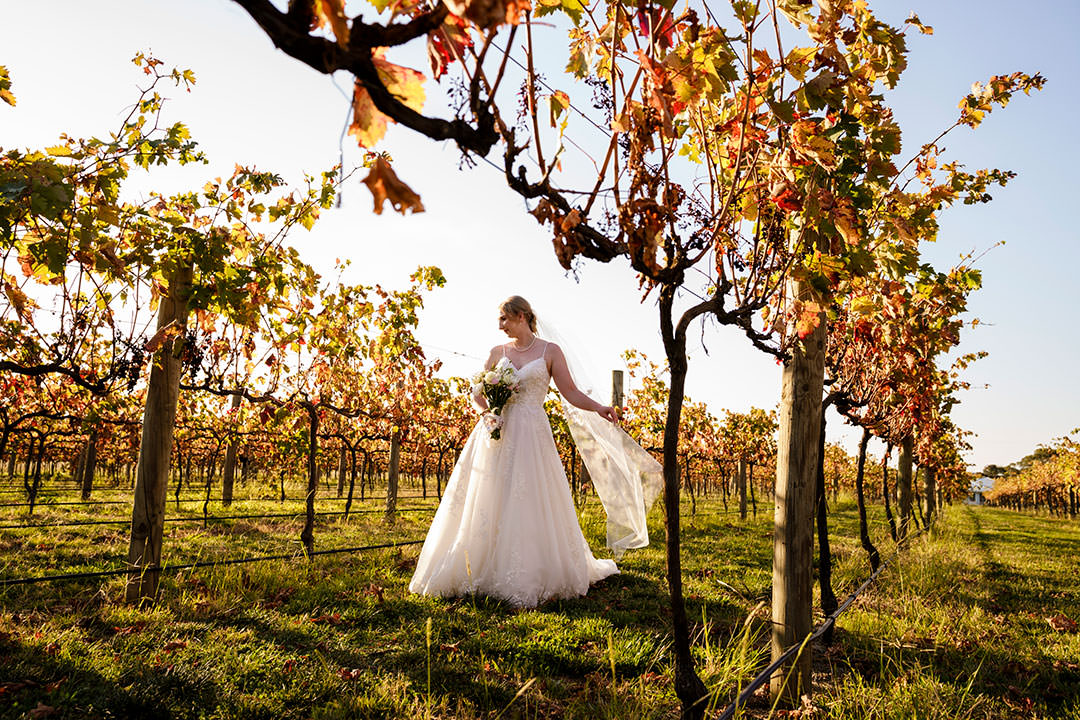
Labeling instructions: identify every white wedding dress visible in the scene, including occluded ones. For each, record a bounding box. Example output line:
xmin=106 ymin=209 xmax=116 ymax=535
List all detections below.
xmin=408 ymin=355 xmax=619 ymax=608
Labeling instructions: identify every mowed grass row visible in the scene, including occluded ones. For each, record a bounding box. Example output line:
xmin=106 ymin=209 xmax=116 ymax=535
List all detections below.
xmin=0 ymin=488 xmax=1077 ymax=719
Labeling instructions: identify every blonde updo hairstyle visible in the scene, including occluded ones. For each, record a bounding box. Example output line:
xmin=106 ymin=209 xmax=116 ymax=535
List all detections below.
xmin=500 ymin=295 xmax=537 ymax=333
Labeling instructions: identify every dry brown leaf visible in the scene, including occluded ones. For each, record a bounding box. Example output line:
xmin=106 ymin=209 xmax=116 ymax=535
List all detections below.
xmin=361 ymin=158 xmax=425 ymax=215
xmin=1047 ymin=614 xmax=1078 ymax=633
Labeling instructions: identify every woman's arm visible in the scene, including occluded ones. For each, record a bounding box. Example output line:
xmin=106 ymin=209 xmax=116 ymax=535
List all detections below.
xmin=548 ymin=343 xmax=618 ymax=422
xmin=472 ymin=346 xmax=501 ymax=411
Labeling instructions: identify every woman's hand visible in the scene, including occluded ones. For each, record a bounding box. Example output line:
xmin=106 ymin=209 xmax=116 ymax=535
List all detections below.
xmin=596 ymin=405 xmax=619 ymax=423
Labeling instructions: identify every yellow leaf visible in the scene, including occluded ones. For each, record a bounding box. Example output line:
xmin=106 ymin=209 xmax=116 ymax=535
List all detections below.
xmin=374 ymin=49 xmax=426 ymax=113
xmin=3 ymin=281 xmax=33 ymax=322
xmin=361 ymin=157 xmax=425 ymax=215
xmin=349 ymin=83 xmax=387 ymax=149
xmin=348 ymin=50 xmax=426 ymax=150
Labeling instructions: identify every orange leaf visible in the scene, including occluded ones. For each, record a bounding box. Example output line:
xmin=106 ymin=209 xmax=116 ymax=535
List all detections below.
xmin=312 ymin=0 xmax=350 ymax=48
xmin=348 ymin=83 xmax=386 ymax=149
xmin=145 ymin=321 xmax=181 ymax=354
xmin=361 ymin=158 xmax=425 ymax=215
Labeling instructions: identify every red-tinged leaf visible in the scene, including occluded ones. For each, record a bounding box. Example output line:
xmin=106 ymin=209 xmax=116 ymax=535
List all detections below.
xmin=635 ymin=4 xmax=675 ymax=49
xmin=361 ymin=157 xmax=425 ymax=215
xmin=311 ymin=0 xmax=350 ymax=48
xmin=162 ymin=640 xmax=188 ymax=653
xmin=427 ymin=14 xmax=472 ymax=79
xmin=549 ymin=90 xmax=570 ymax=128
xmin=338 ymin=667 xmax=363 ymax=680
xmin=282 ymin=658 xmax=297 ymax=673
xmin=795 ymin=301 xmax=822 ymax=339
xmin=770 ymin=186 xmax=802 ymax=213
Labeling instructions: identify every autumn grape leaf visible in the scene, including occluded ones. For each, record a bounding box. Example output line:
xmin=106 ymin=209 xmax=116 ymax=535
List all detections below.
xmin=794 ymin=300 xmax=822 ymax=339
xmin=311 ymin=0 xmax=350 ymax=48
xmin=791 ymin=120 xmax=838 ymax=171
xmin=349 ymin=50 xmax=426 ymax=149
xmin=549 ymin=90 xmax=570 ymax=132
xmin=2 ymin=278 xmax=34 ymax=322
xmin=361 ymin=157 xmax=425 ymax=215
xmin=1046 ymin=614 xmax=1078 ymax=633
xmin=444 ymin=0 xmax=531 ymax=30
xmin=427 ymin=14 xmax=472 ymax=79
xmin=905 ymin=13 xmax=933 ymax=35
xmin=0 ymin=66 xmax=14 ymax=106
xmin=145 ymin=321 xmax=182 ymax=353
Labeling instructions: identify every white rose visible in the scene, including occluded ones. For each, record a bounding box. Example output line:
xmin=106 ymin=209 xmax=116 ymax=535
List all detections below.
xmin=484 ymin=370 xmax=499 ymax=384
xmin=494 ymin=356 xmax=511 ymax=370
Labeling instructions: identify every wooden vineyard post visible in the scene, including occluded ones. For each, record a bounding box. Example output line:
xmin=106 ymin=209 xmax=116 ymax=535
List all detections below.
xmin=611 ymin=369 xmax=624 ymax=408
xmin=337 ymin=443 xmax=347 ymax=498
xmin=898 ymin=435 xmax=913 ymax=541
xmin=80 ymin=426 xmax=99 ymax=500
xmin=221 ymin=394 xmax=242 ymax=507
xmin=385 ymin=429 xmax=401 ymax=522
xmin=770 ymin=291 xmax=826 ymax=706
xmin=924 ymin=465 xmax=937 ymax=527
xmin=737 ymin=458 xmax=748 ymax=520
xmin=126 ymin=260 xmax=193 ymax=603
xmin=301 ymin=403 xmax=318 ymax=555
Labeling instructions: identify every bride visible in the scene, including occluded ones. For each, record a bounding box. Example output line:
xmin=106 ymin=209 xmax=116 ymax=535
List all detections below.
xmin=409 ymin=296 xmax=661 ymax=608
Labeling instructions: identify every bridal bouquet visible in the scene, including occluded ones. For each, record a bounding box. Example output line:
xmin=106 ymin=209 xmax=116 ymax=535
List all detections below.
xmin=471 ymin=357 xmax=519 ymax=440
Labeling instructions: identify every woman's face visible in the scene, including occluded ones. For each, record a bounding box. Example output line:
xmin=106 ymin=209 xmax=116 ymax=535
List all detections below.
xmin=498 ymin=310 xmax=527 ymax=336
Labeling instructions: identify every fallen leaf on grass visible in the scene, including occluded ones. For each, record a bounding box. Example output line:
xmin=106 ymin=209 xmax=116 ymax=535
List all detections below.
xmin=363 ymin=584 xmax=385 ymax=603
xmin=113 ymin=622 xmax=148 ymax=636
xmin=1047 ymin=614 xmax=1078 ymax=633
xmin=29 ymin=703 xmax=56 ymax=718
xmin=338 ymin=667 xmax=362 ymax=681
xmin=309 ymin=613 xmax=342 ymax=625
xmin=162 ymin=640 xmax=188 ymax=653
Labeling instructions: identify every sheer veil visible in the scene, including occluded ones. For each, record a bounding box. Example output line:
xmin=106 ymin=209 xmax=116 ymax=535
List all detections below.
xmin=537 ymin=318 xmax=663 ymax=559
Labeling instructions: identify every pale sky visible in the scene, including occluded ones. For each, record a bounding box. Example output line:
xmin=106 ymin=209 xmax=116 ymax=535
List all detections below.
xmin=2 ymin=0 xmax=1077 ymax=471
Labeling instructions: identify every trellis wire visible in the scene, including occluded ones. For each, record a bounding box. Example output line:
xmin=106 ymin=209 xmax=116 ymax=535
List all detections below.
xmin=0 ymin=506 xmax=437 ymax=530
xmin=0 ymin=538 xmax=425 ymax=588
xmin=715 ymin=531 xmax=924 ymax=719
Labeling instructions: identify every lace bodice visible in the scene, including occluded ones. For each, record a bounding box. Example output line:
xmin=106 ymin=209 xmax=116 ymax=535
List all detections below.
xmin=507 ymin=356 xmax=550 ymax=407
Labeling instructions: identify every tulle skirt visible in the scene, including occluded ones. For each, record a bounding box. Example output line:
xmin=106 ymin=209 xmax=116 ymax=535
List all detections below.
xmin=408 ymin=401 xmax=618 ymax=608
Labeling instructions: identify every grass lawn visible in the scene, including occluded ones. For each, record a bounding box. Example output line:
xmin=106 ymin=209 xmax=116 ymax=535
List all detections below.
xmin=0 ymin=478 xmax=1077 ymax=719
